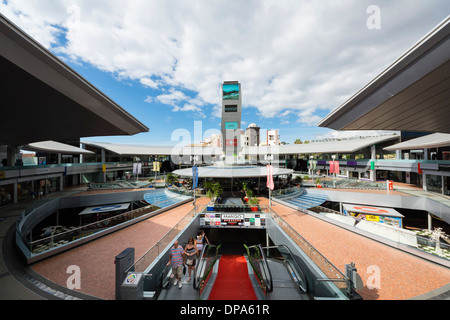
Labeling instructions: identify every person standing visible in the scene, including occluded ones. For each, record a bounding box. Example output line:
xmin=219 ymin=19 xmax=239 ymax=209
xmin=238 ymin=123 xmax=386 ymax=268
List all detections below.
xmin=196 ymin=230 xmax=210 ymax=255
xmin=167 ymin=240 xmax=184 ymax=288
xmin=184 ymin=237 xmax=198 ymax=282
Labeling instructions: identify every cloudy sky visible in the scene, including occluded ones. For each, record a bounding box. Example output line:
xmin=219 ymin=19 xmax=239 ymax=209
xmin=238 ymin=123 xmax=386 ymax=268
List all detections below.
xmin=1 ymin=0 xmax=448 ymax=145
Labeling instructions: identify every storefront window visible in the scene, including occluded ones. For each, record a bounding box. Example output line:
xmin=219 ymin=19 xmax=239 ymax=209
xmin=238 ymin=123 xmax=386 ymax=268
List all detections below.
xmin=426 ymin=174 xmax=442 ymax=194
xmin=0 ymin=184 xmax=13 ymax=207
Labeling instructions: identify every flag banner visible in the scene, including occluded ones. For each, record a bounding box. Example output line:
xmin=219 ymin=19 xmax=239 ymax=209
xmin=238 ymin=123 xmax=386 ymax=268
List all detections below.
xmin=192 ymin=165 xmax=199 ymax=189
xmin=329 ymin=161 xmax=334 ymax=174
xmin=137 ymin=163 xmax=142 ymax=175
xmin=334 ymin=161 xmax=339 ymax=174
xmin=133 ymin=163 xmax=138 ymax=174
xmin=266 ymin=165 xmax=274 ymax=190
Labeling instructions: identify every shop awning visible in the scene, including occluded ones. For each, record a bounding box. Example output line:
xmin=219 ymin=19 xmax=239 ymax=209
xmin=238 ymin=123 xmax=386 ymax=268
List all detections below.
xmin=22 ymin=140 xmax=95 ymax=155
xmin=79 ymin=203 xmax=130 ymax=215
xmin=342 ymin=203 xmax=404 ymax=218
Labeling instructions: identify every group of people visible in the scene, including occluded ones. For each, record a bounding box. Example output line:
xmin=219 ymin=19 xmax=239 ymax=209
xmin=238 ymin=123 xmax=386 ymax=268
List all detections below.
xmin=167 ymin=230 xmax=210 ymax=288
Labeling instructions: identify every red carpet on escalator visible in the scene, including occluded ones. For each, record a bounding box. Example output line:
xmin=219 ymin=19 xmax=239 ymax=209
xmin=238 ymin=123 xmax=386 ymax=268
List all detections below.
xmin=208 ymin=255 xmax=257 ymax=300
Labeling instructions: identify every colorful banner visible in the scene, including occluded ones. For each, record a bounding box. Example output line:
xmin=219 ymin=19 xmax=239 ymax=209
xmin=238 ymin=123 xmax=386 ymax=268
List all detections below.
xmin=266 ymin=165 xmax=274 ymax=190
xmin=192 ymin=165 xmax=198 ymax=189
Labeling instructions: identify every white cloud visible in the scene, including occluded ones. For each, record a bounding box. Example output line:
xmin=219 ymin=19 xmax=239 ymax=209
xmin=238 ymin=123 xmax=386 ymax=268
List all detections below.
xmin=2 ymin=0 xmax=448 ymax=124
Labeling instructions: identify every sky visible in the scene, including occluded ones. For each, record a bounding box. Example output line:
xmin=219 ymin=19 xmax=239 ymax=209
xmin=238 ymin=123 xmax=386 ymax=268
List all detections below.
xmin=1 ymin=0 xmax=449 ymax=146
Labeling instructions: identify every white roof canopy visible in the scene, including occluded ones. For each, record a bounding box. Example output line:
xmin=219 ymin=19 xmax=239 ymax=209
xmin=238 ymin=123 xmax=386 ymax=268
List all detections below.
xmin=384 ymin=133 xmax=450 ymax=151
xmin=79 ymin=203 xmax=130 ymax=215
xmin=81 ymin=141 xmax=223 ymax=156
xmin=343 ymin=203 xmax=404 ymax=218
xmin=243 ymin=135 xmax=399 ymax=155
xmin=22 ymin=140 xmax=94 ymax=155
xmin=173 ymin=164 xmax=293 ymax=178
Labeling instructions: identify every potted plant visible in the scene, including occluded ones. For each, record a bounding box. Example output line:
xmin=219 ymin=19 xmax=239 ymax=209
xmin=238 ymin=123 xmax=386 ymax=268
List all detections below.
xmin=206 ymin=190 xmax=215 ymax=211
xmin=293 ymin=175 xmax=303 ymax=186
xmin=212 ymin=182 xmax=223 ymax=201
xmin=244 ymin=189 xmax=254 ymax=202
xmin=248 ymin=197 xmax=259 ymax=212
xmin=315 ymin=177 xmax=322 ymax=188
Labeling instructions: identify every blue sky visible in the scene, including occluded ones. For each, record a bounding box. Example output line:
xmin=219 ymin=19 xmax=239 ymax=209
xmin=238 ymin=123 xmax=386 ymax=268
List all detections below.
xmin=1 ymin=0 xmax=448 ymax=146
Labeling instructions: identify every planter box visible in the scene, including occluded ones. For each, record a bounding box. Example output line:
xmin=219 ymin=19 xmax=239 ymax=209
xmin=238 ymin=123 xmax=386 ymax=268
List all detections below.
xmin=250 ymin=206 xmax=258 ymax=212
xmin=207 ymin=205 xmax=214 ymax=212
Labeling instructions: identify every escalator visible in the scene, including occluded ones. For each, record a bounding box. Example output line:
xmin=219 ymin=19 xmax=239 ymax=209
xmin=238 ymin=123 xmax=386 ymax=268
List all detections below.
xmin=207 ymin=254 xmax=257 ymax=300
xmin=193 ymin=242 xmax=310 ymax=300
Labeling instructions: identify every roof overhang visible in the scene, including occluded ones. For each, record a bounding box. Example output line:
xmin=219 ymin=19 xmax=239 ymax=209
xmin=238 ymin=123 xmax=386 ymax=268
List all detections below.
xmin=22 ymin=140 xmax=95 ymax=155
xmin=243 ymin=135 xmax=399 ymax=155
xmin=384 ymin=133 xmax=450 ymax=151
xmin=0 ymin=14 xmax=149 ymax=147
xmin=81 ymin=141 xmax=223 ymax=156
xmin=318 ymin=16 xmax=450 ymax=134
xmin=173 ymin=164 xmax=293 ymax=178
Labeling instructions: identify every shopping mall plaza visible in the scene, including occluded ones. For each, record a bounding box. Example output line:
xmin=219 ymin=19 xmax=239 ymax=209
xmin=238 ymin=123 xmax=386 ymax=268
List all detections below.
xmin=1 ymin=14 xmax=450 ymax=302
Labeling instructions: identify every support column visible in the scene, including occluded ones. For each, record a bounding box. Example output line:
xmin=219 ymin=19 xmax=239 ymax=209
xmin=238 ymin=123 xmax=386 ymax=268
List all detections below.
xmin=6 ymin=145 xmax=18 ymax=166
xmin=370 ymin=145 xmax=376 ymax=182
xmin=428 ymin=213 xmax=432 ymax=230
xmin=101 ymin=148 xmax=106 ymax=183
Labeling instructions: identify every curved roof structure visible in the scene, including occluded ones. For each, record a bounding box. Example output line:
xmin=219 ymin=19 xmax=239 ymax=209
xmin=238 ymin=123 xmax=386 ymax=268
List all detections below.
xmin=384 ymin=133 xmax=450 ymax=151
xmin=22 ymin=140 xmax=94 ymax=155
xmin=0 ymin=14 xmax=148 ymax=147
xmin=318 ymin=16 xmax=450 ymax=134
xmin=81 ymin=141 xmax=223 ymax=156
xmin=173 ymin=163 xmax=293 ymax=178
xmin=243 ymin=134 xmax=399 ymax=155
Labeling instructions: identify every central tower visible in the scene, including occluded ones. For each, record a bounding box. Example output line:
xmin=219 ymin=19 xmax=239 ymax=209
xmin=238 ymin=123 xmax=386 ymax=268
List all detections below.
xmin=221 ymin=81 xmax=242 ymax=159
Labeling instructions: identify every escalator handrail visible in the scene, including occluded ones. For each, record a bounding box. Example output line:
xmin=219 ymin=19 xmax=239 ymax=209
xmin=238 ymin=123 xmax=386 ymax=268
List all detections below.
xmin=193 ymin=243 xmax=219 ymax=289
xmin=263 ymin=244 xmax=308 ymax=293
xmin=161 ymin=263 xmax=173 ymax=289
xmin=246 ymin=244 xmax=274 ymax=293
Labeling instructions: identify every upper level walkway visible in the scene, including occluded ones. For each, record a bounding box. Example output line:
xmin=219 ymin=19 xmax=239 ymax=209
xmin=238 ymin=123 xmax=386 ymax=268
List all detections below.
xmin=1 ymin=184 xmax=449 ymax=300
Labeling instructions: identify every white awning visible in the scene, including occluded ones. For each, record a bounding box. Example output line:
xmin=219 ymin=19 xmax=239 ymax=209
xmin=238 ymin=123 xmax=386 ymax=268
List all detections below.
xmin=22 ymin=140 xmax=95 ymax=155
xmin=173 ymin=164 xmax=293 ymax=178
xmin=79 ymin=203 xmax=130 ymax=215
xmin=81 ymin=141 xmax=223 ymax=156
xmin=384 ymin=133 xmax=450 ymax=151
xmin=342 ymin=203 xmax=404 ymax=218
xmin=243 ymin=135 xmax=399 ymax=155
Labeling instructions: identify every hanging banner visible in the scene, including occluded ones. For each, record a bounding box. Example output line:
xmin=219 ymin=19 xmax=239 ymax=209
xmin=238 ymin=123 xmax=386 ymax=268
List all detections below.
xmin=192 ymin=165 xmax=198 ymax=189
xmin=266 ymin=165 xmax=274 ymax=190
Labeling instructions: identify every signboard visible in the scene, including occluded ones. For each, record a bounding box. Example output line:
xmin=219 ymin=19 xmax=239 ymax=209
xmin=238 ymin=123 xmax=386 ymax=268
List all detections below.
xmin=223 ymin=83 xmax=240 ymax=100
xmin=225 ymin=105 xmax=238 ymax=112
xmin=200 ymin=213 xmax=266 ymax=229
xmin=225 ymin=122 xmax=239 ymax=130
xmin=342 ymin=204 xmax=403 ymax=228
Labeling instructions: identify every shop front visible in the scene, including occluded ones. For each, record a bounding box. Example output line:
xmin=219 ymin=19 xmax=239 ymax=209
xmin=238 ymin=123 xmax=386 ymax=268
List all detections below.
xmin=342 ymin=203 xmax=404 ymax=228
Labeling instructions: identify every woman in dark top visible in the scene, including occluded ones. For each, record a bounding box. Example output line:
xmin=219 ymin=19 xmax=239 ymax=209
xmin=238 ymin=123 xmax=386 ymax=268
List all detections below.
xmin=184 ymin=237 xmax=198 ymax=282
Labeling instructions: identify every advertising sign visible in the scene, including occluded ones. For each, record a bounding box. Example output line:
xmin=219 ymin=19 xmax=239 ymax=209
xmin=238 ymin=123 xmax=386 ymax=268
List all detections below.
xmin=225 ymin=105 xmax=238 ymax=112
xmin=225 ymin=122 xmax=239 ymax=130
xmin=223 ymin=83 xmax=240 ymax=100
xmin=200 ymin=213 xmax=266 ymax=228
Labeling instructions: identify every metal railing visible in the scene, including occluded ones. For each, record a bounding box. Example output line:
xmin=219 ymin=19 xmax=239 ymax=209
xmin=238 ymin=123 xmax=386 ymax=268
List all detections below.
xmin=126 ymin=204 xmax=203 ymax=273
xmin=267 ymin=207 xmax=350 ymax=297
xmin=263 ymin=245 xmax=308 ymax=294
xmin=194 ymin=243 xmax=221 ymax=299
xmin=26 ymin=193 xmax=192 ymax=256
xmin=244 ymin=244 xmax=273 ymax=297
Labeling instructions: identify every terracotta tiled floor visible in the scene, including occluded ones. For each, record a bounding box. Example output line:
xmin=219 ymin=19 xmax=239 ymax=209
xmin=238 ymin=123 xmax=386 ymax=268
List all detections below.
xmin=31 ymin=197 xmax=209 ymax=300
xmin=30 ymin=190 xmax=450 ymax=300
xmin=260 ymin=197 xmax=450 ymax=300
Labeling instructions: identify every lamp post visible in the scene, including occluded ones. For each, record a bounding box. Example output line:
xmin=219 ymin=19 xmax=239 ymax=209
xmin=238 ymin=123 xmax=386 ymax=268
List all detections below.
xmin=332 ymin=154 xmax=336 ymax=189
